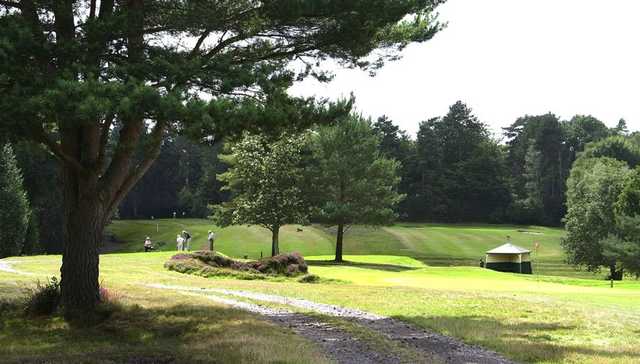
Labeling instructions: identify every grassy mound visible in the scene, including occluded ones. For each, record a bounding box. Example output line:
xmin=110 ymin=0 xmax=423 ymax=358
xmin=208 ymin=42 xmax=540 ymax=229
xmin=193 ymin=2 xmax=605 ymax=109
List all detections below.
xmin=164 ymin=251 xmax=308 ymax=280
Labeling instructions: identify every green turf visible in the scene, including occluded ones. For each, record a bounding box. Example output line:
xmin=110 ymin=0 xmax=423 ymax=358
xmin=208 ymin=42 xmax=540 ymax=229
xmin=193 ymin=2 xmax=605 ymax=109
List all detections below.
xmin=107 ymin=219 xmax=599 ymax=278
xmin=1 ymin=253 xmax=638 ymax=363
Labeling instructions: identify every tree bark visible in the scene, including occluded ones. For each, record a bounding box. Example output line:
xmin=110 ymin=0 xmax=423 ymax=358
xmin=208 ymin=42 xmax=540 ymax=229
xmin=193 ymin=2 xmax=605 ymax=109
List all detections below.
xmin=335 ymin=223 xmax=344 ymax=262
xmin=60 ymin=165 xmax=104 ymax=321
xmin=271 ymin=226 xmax=279 ymax=256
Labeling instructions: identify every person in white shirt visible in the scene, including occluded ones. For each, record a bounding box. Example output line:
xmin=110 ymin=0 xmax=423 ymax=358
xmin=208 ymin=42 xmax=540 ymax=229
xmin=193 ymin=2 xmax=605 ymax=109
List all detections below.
xmin=144 ymin=237 xmax=153 ymax=252
xmin=176 ymin=234 xmax=185 ymax=251
xmin=207 ymin=230 xmax=216 ymax=252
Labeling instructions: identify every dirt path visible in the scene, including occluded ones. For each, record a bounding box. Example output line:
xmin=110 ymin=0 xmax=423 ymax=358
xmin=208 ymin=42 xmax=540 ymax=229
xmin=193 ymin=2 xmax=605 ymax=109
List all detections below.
xmin=179 ymin=290 xmax=406 ymax=364
xmin=148 ymin=284 xmax=515 ymax=364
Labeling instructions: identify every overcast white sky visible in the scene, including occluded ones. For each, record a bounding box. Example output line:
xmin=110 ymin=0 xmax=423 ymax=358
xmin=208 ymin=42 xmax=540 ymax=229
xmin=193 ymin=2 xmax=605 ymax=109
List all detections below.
xmin=289 ymin=0 xmax=640 ymax=137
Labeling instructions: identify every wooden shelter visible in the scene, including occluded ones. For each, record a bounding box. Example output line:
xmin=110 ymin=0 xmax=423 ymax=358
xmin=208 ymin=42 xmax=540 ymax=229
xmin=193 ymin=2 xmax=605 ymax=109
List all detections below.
xmin=485 ymin=243 xmax=532 ymax=274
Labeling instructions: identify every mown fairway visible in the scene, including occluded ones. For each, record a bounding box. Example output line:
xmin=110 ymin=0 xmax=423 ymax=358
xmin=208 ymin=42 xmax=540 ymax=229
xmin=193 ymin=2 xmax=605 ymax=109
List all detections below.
xmin=107 ymin=219 xmax=591 ymax=278
xmin=1 ymin=253 xmax=638 ymax=363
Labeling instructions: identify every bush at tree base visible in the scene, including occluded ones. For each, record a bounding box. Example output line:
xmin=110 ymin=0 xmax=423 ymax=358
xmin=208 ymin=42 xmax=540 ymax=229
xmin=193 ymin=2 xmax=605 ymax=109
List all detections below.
xmin=24 ymin=277 xmax=60 ymax=316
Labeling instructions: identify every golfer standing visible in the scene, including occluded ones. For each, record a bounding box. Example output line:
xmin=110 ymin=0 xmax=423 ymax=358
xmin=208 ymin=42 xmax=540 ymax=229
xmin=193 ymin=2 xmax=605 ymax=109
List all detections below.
xmin=207 ymin=230 xmax=216 ymax=252
xmin=182 ymin=230 xmax=191 ymax=251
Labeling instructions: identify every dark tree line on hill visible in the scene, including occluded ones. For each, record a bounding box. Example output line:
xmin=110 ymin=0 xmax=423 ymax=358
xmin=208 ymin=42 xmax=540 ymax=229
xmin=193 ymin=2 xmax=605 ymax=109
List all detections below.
xmin=376 ymin=102 xmax=627 ymax=226
xmin=114 ymin=102 xmax=631 ymax=227
xmin=4 ymin=102 xmax=632 ymax=258
xmin=119 ymin=136 xmax=228 ymax=220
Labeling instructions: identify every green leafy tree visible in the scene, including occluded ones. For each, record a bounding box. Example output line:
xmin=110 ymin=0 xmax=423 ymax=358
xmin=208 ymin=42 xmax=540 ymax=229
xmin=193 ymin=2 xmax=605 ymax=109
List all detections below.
xmin=372 ymin=115 xmax=416 ymax=218
xmin=0 ymin=0 xmax=444 ymax=319
xmin=579 ymin=136 xmax=640 ymax=167
xmin=411 ymin=117 xmax=443 ymax=219
xmin=614 ymin=118 xmax=629 ymax=136
xmin=563 ymin=115 xmax=610 ymax=158
xmin=511 ymin=144 xmax=543 ymax=222
xmin=0 ymin=144 xmax=30 ymax=258
xmin=562 ymin=157 xmax=630 ymax=278
xmin=412 ymin=102 xmax=510 ymax=222
xmin=504 ymin=114 xmax=569 ymax=225
xmin=600 ymin=167 xmax=640 ymax=278
xmin=307 ymin=116 xmax=403 ymax=262
xmin=22 ymin=212 xmax=42 ymax=255
xmin=214 ymin=133 xmax=309 ymax=256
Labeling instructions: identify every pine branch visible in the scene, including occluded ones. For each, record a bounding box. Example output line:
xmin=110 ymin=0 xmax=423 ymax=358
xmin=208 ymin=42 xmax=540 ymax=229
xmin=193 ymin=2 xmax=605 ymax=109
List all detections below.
xmin=36 ymin=128 xmax=88 ymax=175
xmin=104 ymin=121 xmax=166 ymax=221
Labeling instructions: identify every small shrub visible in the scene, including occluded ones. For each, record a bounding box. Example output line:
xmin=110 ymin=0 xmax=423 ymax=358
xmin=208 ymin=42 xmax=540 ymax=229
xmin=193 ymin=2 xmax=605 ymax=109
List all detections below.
xmin=298 ymin=274 xmax=321 ymax=283
xmin=24 ymin=276 xmax=61 ymax=316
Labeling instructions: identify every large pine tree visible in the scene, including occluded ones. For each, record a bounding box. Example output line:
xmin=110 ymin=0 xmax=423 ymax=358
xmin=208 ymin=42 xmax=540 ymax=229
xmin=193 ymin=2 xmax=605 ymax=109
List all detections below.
xmin=0 ymin=1 xmax=444 ymax=320
xmin=412 ymin=101 xmax=510 ymax=222
xmin=307 ymin=116 xmax=403 ymax=262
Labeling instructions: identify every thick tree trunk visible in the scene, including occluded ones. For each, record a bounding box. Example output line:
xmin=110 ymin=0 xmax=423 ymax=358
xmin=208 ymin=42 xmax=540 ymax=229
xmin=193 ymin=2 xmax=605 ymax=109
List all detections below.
xmin=335 ymin=223 xmax=344 ymax=262
xmin=271 ymin=226 xmax=279 ymax=256
xmin=60 ymin=170 xmax=105 ymax=321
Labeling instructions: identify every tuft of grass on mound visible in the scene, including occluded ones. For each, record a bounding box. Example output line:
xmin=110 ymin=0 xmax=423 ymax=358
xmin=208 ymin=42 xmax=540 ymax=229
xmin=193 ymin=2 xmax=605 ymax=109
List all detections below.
xmin=164 ymin=251 xmax=309 ymax=281
xmin=165 ymin=257 xmax=267 ymax=280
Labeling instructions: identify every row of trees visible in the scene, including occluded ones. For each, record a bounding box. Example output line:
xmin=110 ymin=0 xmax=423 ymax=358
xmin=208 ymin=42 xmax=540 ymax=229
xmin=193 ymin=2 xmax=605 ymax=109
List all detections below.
xmin=5 ymin=102 xmax=629 ymax=258
xmin=213 ymin=116 xmax=402 ymax=261
xmin=116 ymin=101 xmax=628 ymax=229
xmin=372 ymin=102 xmax=626 ymax=225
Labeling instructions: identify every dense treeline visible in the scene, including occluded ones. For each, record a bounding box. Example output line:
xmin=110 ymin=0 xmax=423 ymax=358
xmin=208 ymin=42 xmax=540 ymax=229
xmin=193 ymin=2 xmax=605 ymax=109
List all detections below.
xmin=100 ymin=102 xmax=633 ymax=227
xmin=3 ymin=101 xmax=633 ymax=254
xmin=402 ymin=102 xmax=511 ymax=222
xmin=376 ymin=102 xmax=627 ymax=225
xmin=118 ymin=136 xmax=228 ymax=219
xmin=0 ymin=140 xmax=62 ymax=254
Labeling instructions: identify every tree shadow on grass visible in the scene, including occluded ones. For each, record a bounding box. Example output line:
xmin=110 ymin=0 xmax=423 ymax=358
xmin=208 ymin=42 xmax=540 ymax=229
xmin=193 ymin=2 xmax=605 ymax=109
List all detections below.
xmin=392 ymin=314 xmax=639 ymax=363
xmin=0 ymin=302 xmax=320 ymax=364
xmin=416 ymin=257 xmax=478 ymax=267
xmin=306 ymin=260 xmax=419 ymax=272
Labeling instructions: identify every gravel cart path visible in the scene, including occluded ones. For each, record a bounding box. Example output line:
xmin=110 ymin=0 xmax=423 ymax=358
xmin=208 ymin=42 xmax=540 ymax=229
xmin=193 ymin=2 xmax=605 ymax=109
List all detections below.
xmin=178 ymin=291 xmax=408 ymax=364
xmin=149 ymin=284 xmax=516 ymax=364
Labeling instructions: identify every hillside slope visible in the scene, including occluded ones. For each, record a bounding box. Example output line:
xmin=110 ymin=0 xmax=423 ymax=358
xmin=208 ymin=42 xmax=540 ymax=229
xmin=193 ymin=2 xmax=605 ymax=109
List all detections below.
xmin=106 ymin=219 xmax=594 ymax=278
